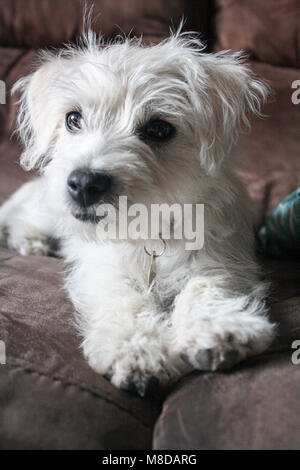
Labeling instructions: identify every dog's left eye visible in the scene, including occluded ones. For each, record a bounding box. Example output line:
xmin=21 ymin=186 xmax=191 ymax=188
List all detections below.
xmin=139 ymin=119 xmax=175 ymax=142
xmin=66 ymin=111 xmax=82 ymax=132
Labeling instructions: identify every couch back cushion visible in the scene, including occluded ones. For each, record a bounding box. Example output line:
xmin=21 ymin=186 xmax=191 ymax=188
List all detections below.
xmin=0 ymin=0 xmax=209 ymax=48
xmin=214 ymin=0 xmax=300 ymax=223
xmin=215 ymin=0 xmax=300 ymax=67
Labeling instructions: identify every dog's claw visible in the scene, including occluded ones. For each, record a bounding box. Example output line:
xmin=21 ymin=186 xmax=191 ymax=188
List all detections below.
xmin=218 ymin=349 xmax=240 ymax=370
xmin=195 ymin=349 xmax=214 ymax=370
xmin=180 ymin=352 xmax=191 ymax=365
xmin=143 ymin=377 xmax=161 ymax=397
xmin=121 ymin=376 xmax=161 ymax=398
xmin=136 ymin=380 xmax=148 ymax=397
xmin=135 ymin=376 xmax=160 ymax=398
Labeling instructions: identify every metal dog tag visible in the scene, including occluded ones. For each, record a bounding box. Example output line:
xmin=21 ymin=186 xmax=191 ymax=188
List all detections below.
xmin=144 ymin=237 xmax=166 ymax=289
xmin=147 ymin=251 xmax=157 ymax=287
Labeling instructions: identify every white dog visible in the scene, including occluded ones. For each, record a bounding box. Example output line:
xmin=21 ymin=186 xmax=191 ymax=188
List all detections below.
xmin=0 ymin=30 xmax=275 ymax=396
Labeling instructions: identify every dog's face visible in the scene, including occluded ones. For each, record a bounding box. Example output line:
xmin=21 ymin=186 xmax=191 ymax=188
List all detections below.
xmin=14 ymin=33 xmax=267 ymax=235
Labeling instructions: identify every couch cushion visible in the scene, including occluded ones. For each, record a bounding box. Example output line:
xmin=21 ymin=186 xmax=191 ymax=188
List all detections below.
xmin=215 ymin=0 xmax=300 ymax=67
xmin=0 ymin=0 xmax=210 ymax=49
xmin=153 ymin=256 xmax=300 ymax=450
xmin=153 ymin=351 xmax=300 ymax=450
xmin=0 ymin=246 xmax=161 ymax=449
xmin=230 ymin=61 xmax=300 ymax=228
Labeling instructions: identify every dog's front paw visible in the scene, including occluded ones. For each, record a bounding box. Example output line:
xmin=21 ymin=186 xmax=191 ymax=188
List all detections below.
xmin=171 ymin=278 xmax=276 ymax=372
xmin=84 ymin=332 xmax=176 ymax=397
xmin=93 ymin=344 xmax=170 ymax=397
xmin=180 ymin=334 xmax=250 ymax=371
xmin=176 ymin=316 xmax=276 ymax=372
xmin=2 ymin=225 xmax=58 ymax=256
xmin=116 ymin=366 xmax=163 ymax=398
xmin=9 ymin=234 xmax=52 ymax=256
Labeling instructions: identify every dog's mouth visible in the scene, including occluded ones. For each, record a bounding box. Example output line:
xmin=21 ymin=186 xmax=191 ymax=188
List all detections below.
xmin=72 ymin=203 xmax=114 ymax=224
xmin=73 ymin=212 xmax=102 ymax=224
xmin=70 ymin=195 xmax=118 ymax=224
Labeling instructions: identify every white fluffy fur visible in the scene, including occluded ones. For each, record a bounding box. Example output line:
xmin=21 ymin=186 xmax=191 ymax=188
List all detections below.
xmin=0 ymin=31 xmax=275 ymax=393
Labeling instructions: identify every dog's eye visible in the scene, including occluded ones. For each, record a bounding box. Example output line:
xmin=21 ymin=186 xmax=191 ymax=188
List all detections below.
xmin=139 ymin=119 xmax=175 ymax=142
xmin=66 ymin=111 xmax=82 ymax=133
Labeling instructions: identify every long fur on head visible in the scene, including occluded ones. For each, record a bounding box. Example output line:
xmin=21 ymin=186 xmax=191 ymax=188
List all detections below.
xmin=12 ymin=28 xmax=269 ymax=174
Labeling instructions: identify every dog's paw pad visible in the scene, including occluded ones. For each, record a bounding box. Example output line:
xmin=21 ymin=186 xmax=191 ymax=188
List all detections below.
xmin=181 ymin=342 xmax=245 ymax=372
xmin=196 ymin=347 xmax=240 ymax=371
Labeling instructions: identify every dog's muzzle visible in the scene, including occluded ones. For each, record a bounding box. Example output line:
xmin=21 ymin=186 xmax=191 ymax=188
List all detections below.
xmin=67 ymin=168 xmax=113 ymax=208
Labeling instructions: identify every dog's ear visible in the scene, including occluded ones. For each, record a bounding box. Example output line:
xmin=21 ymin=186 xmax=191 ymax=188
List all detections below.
xmin=195 ymin=51 xmax=269 ymax=173
xmin=12 ymin=57 xmax=60 ymax=171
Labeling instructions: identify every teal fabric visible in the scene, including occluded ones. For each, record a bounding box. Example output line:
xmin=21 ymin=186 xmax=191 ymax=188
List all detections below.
xmin=259 ymin=187 xmax=300 ymax=258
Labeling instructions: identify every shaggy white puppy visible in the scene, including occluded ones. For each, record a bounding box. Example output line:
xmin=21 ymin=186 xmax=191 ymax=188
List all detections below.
xmin=0 ymin=31 xmax=275 ymax=396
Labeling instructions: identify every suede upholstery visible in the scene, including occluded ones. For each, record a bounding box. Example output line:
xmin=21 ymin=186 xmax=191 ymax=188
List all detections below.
xmin=0 ymin=0 xmax=299 ymax=450
xmin=0 ymin=246 xmax=160 ymax=449
xmin=214 ymin=0 xmax=300 ymax=67
xmin=0 ymin=0 xmax=209 ymax=49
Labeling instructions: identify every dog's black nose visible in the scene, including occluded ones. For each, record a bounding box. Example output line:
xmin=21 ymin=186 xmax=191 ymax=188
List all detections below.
xmin=67 ymin=169 xmax=112 ymax=207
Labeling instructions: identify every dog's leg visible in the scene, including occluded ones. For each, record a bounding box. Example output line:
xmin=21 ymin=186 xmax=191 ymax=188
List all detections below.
xmin=66 ymin=257 xmax=184 ymax=395
xmin=170 ymin=276 xmax=276 ymax=371
xmin=0 ymin=178 xmax=57 ymax=255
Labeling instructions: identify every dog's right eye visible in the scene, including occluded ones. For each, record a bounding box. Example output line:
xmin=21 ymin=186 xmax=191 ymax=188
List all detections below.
xmin=138 ymin=119 xmax=175 ymax=143
xmin=66 ymin=111 xmax=82 ymax=133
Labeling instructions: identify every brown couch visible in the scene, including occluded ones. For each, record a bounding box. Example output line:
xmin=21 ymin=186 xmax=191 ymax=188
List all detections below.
xmin=0 ymin=0 xmax=299 ymax=450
